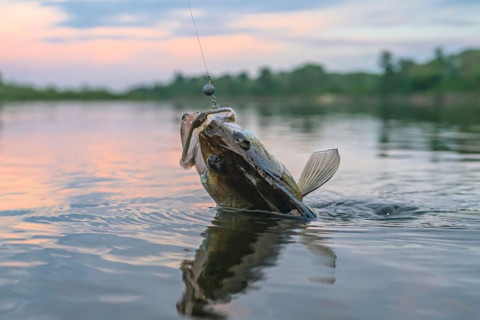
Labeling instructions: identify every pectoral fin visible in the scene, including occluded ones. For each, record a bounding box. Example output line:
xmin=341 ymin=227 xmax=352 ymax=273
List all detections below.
xmin=298 ymin=149 xmax=340 ymax=197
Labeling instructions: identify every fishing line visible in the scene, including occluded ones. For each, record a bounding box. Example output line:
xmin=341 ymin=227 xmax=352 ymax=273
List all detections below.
xmin=186 ymin=0 xmax=217 ymax=107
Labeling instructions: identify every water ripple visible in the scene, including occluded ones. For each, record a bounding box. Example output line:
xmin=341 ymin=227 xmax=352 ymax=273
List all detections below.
xmin=1 ymin=102 xmax=480 ymax=320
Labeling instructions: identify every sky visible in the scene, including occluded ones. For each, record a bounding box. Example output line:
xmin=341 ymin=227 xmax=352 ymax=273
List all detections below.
xmin=1 ymin=0 xmax=479 ymax=90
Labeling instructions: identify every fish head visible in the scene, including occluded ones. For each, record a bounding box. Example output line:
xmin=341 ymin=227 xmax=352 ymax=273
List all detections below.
xmin=179 ymin=109 xmax=235 ymax=174
xmin=197 ymin=111 xmax=245 ymax=168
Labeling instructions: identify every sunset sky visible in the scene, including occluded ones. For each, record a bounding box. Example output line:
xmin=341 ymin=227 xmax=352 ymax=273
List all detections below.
xmin=1 ymin=0 xmax=479 ymax=89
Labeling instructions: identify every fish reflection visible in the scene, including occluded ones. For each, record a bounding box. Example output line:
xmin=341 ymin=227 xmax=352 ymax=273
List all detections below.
xmin=177 ymin=210 xmax=336 ymax=318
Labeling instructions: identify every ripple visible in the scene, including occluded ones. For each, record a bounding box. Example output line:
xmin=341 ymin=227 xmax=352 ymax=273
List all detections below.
xmin=1 ymin=102 xmax=480 ymax=320
xmin=307 ymin=196 xmax=480 ymax=230
xmin=0 ymin=261 xmax=48 ymax=268
xmin=313 ymin=199 xmax=422 ymax=219
xmin=97 ymin=294 xmax=140 ymax=303
xmin=0 ymin=210 xmax=34 ymax=216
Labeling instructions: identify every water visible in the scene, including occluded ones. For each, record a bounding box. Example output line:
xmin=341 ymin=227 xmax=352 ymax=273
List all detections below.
xmin=0 ymin=101 xmax=479 ymax=319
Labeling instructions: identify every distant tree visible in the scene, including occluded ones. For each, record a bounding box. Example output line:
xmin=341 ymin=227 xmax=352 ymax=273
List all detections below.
xmin=379 ymin=50 xmax=395 ymax=93
xmin=237 ymin=72 xmax=249 ymax=83
xmin=169 ymin=72 xmax=187 ymax=96
xmin=216 ymin=74 xmax=236 ymax=95
xmin=173 ymin=72 xmax=185 ymax=85
xmin=398 ymin=59 xmax=415 ymax=73
xmin=234 ymin=72 xmax=250 ymax=95
xmin=434 ymin=47 xmax=445 ymax=64
xmin=379 ymin=51 xmax=395 ymax=76
xmin=256 ymin=67 xmax=278 ymax=95
xmin=286 ymin=64 xmax=326 ymax=95
xmin=434 ymin=46 xmax=449 ymax=94
xmin=397 ymin=58 xmax=416 ymax=93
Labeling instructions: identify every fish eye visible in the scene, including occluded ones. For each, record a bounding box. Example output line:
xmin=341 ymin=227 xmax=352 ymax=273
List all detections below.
xmin=207 ymin=154 xmax=225 ymax=173
xmin=181 ymin=113 xmax=188 ymax=121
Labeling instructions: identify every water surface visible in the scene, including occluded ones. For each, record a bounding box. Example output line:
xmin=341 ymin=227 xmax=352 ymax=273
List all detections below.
xmin=0 ymin=101 xmax=479 ymax=319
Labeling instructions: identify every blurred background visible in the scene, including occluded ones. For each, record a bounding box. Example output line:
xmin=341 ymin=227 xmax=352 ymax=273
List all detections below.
xmin=1 ymin=1 xmax=480 ymax=320
xmin=0 ymin=0 xmax=479 ymax=99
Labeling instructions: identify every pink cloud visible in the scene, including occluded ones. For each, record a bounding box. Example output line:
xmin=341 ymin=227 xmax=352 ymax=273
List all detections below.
xmin=0 ymin=1 xmax=278 ymax=88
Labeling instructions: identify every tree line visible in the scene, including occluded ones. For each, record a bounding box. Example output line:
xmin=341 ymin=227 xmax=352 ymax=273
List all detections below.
xmin=378 ymin=48 xmax=480 ymax=94
xmin=1 ymin=48 xmax=479 ymax=101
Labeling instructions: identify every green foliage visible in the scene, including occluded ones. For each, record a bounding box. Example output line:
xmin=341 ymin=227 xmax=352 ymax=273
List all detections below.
xmin=1 ymin=48 xmax=479 ymax=101
xmin=0 ymin=82 xmax=120 ymax=101
xmin=386 ymin=47 xmax=480 ymax=93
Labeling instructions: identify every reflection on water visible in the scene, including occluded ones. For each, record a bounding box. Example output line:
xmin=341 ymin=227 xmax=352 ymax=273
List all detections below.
xmin=177 ymin=210 xmax=336 ymax=318
xmin=0 ymin=101 xmax=479 ymax=319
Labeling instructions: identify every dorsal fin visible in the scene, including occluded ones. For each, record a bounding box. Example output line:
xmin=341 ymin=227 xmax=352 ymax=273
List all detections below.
xmin=298 ymin=149 xmax=340 ymax=197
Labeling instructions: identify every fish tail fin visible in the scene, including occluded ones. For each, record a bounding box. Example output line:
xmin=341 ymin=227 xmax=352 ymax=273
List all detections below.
xmin=298 ymin=149 xmax=340 ymax=198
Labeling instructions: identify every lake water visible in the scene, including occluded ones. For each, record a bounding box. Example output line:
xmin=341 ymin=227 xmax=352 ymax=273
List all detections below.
xmin=0 ymin=101 xmax=479 ymax=319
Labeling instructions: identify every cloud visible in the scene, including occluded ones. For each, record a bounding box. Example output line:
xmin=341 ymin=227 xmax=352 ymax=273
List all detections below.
xmin=224 ymin=0 xmax=480 ymax=69
xmin=0 ymin=0 xmax=278 ymax=88
xmin=39 ymin=0 xmax=337 ymax=28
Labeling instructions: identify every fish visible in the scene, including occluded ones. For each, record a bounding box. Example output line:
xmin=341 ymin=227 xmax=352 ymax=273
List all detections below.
xmin=179 ymin=107 xmax=340 ymax=218
xmin=176 ymin=209 xmax=336 ymax=318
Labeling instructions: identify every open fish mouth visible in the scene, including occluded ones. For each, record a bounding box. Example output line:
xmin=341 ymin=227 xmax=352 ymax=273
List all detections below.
xmin=180 ymin=112 xmax=200 ymax=148
xmin=179 ymin=112 xmax=201 ymax=170
xmin=179 ymin=108 xmax=236 ymax=170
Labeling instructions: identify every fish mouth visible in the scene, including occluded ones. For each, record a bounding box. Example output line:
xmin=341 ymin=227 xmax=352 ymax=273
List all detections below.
xmin=179 ymin=112 xmax=201 ymax=170
xmin=179 ymin=108 xmax=236 ymax=169
xmin=180 ymin=112 xmax=200 ymax=148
